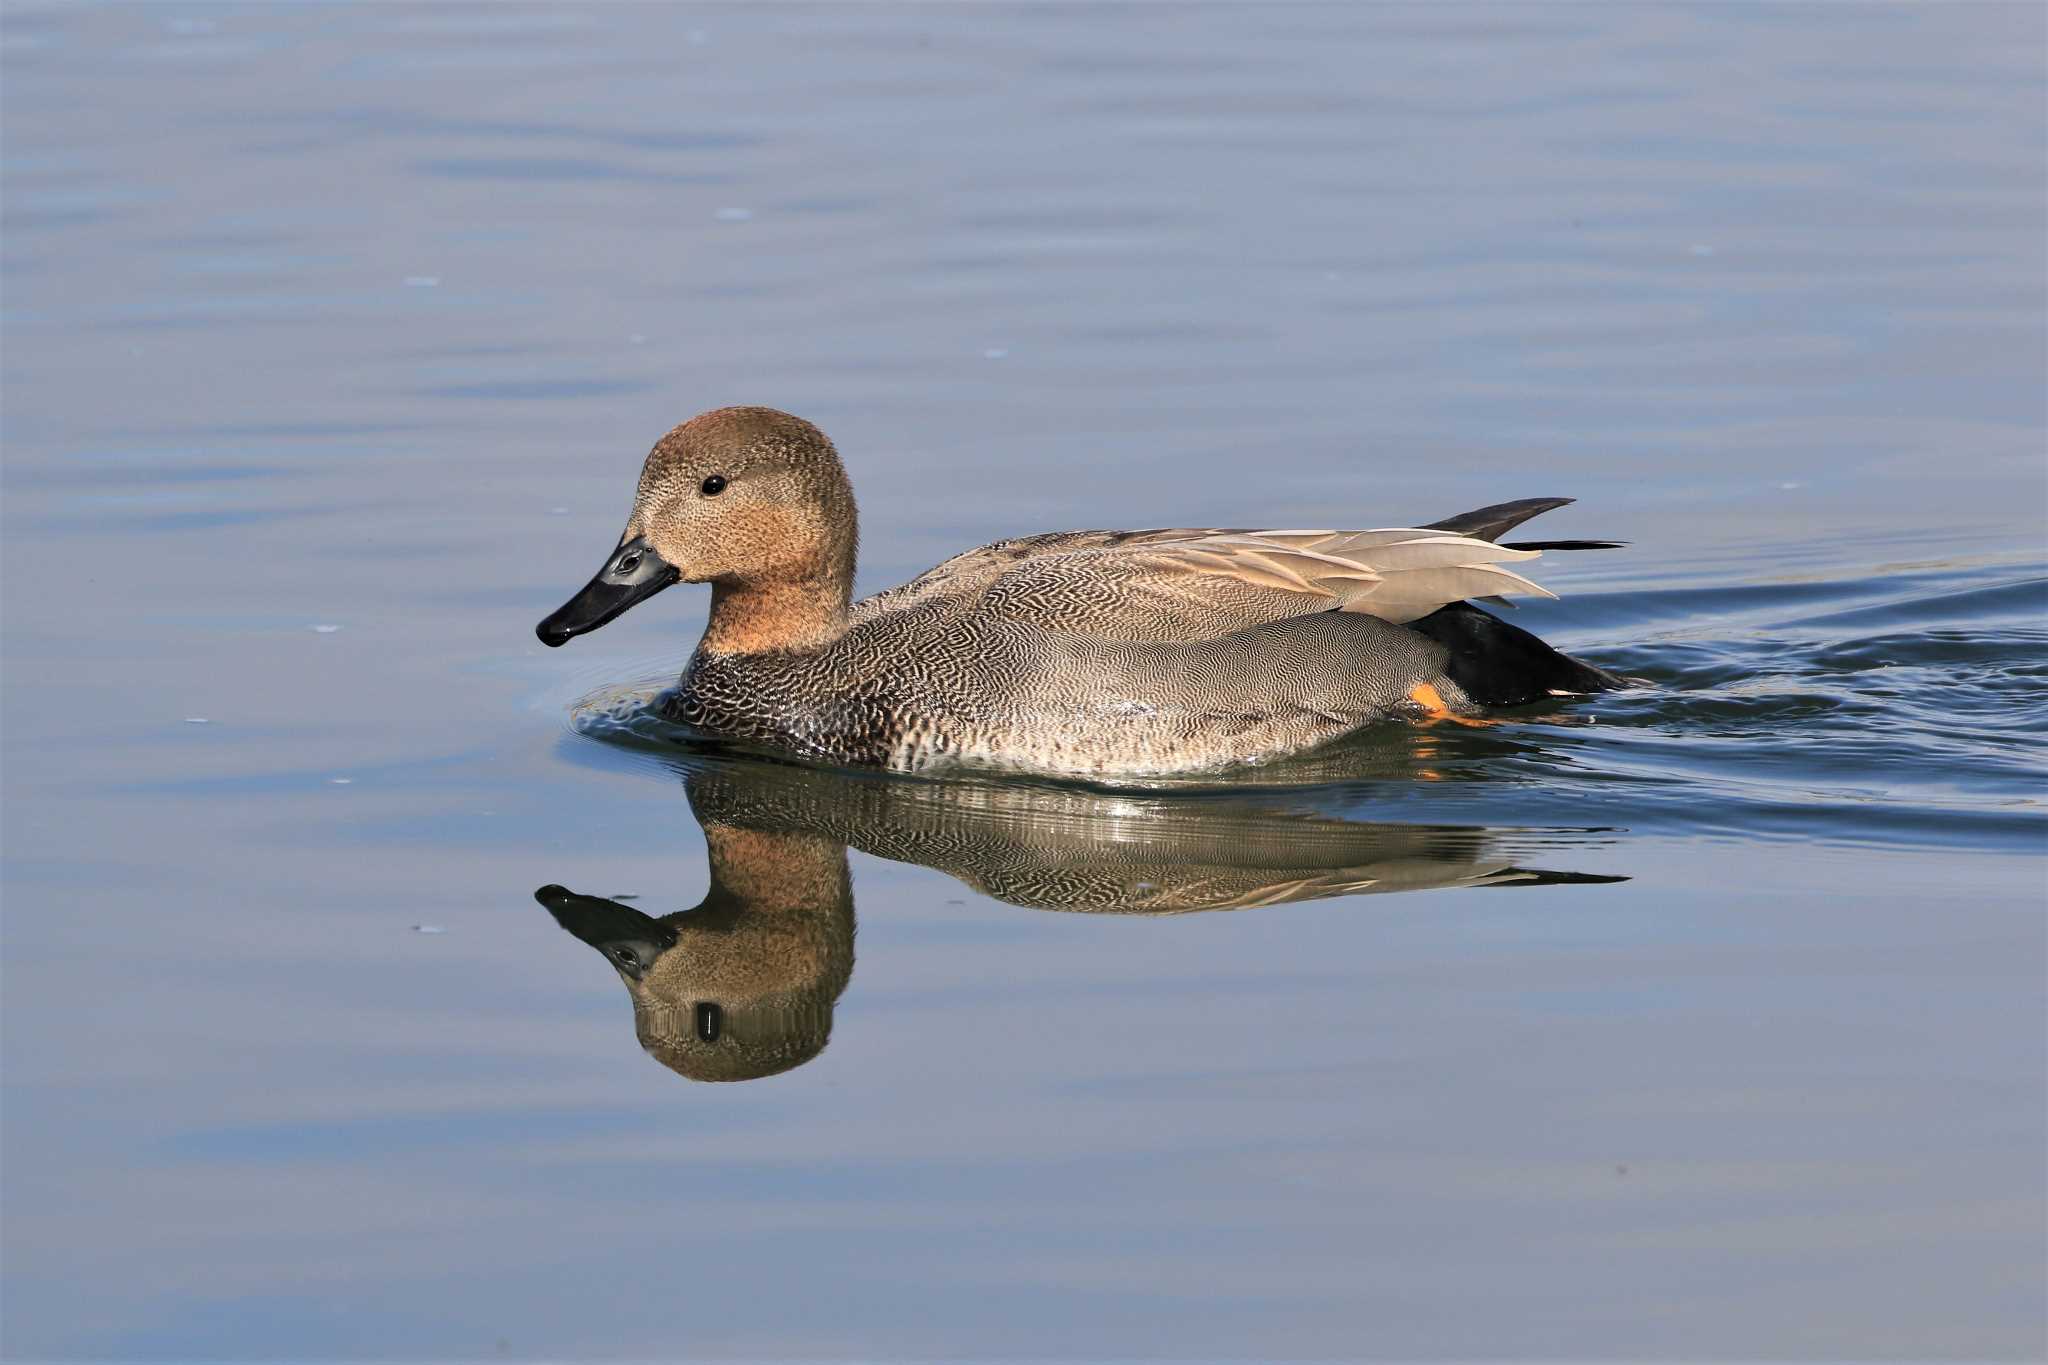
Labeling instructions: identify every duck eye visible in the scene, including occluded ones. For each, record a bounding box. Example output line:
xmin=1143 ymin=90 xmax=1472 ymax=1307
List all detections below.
xmin=700 ymin=474 xmax=727 ymax=497
xmin=614 ymin=551 xmax=641 ymax=576
xmin=613 ymin=947 xmax=638 ymax=967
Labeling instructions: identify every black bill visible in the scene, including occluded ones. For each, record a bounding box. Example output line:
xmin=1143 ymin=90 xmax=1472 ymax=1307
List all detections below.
xmin=535 ymin=534 xmax=679 ymax=646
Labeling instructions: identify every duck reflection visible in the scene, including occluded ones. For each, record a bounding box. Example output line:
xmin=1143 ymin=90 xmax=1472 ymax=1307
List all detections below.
xmin=541 ymin=755 xmax=1624 ymax=1083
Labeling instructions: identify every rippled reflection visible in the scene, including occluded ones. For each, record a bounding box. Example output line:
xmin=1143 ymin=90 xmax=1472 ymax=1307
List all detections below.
xmin=541 ymin=756 xmax=1626 ymax=1083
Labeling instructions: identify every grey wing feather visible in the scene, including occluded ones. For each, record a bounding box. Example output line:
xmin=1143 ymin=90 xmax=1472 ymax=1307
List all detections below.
xmin=971 ymin=527 xmax=1556 ymax=640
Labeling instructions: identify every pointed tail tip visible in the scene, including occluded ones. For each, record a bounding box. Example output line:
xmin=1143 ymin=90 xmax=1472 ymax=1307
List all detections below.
xmin=1424 ymin=497 xmax=1578 ymax=543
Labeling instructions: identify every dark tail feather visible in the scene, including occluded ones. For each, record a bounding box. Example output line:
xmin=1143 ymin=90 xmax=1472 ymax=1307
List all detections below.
xmin=1418 ymin=499 xmax=1630 ymax=702
xmin=1425 ymin=497 xmax=1573 ymax=542
xmin=1426 ymin=500 xmax=1625 ymax=554
xmin=1502 ymin=538 xmax=1628 ymax=551
xmin=1409 ymin=601 xmax=1628 ymax=706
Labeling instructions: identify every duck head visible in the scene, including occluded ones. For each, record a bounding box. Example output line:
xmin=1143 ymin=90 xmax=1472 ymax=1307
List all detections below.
xmin=536 ymin=406 xmax=858 ymax=652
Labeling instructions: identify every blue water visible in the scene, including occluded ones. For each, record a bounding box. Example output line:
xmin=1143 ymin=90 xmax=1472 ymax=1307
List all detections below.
xmin=3 ymin=4 xmax=2043 ymax=1359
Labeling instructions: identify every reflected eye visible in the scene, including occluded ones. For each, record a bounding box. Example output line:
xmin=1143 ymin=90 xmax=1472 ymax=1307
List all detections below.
xmin=700 ymin=474 xmax=727 ymax=497
xmin=615 ymin=551 xmax=642 ymax=576
xmin=695 ymin=1002 xmax=722 ymax=1042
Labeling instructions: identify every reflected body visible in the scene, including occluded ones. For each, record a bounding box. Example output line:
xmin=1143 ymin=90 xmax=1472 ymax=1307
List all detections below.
xmin=543 ymin=754 xmax=1624 ymax=1083
xmin=538 ymin=407 xmax=1627 ymax=778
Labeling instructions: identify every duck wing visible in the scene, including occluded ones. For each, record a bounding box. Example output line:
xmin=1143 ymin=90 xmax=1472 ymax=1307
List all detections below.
xmin=968 ymin=526 xmax=1555 ymax=641
xmin=854 ymin=528 xmax=1213 ymax=617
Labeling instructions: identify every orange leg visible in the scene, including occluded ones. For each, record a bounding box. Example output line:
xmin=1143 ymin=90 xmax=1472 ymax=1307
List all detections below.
xmin=1407 ymin=682 xmax=1500 ymax=729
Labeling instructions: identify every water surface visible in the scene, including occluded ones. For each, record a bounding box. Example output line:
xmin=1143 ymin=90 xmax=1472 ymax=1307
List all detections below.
xmin=3 ymin=4 xmax=2043 ymax=1359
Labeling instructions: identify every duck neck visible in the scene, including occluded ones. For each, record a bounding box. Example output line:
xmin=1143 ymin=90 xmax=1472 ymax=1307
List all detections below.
xmin=700 ymin=571 xmax=851 ymax=657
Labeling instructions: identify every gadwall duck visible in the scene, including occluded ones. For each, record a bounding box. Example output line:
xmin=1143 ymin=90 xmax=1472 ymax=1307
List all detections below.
xmin=537 ymin=407 xmax=1626 ymax=777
